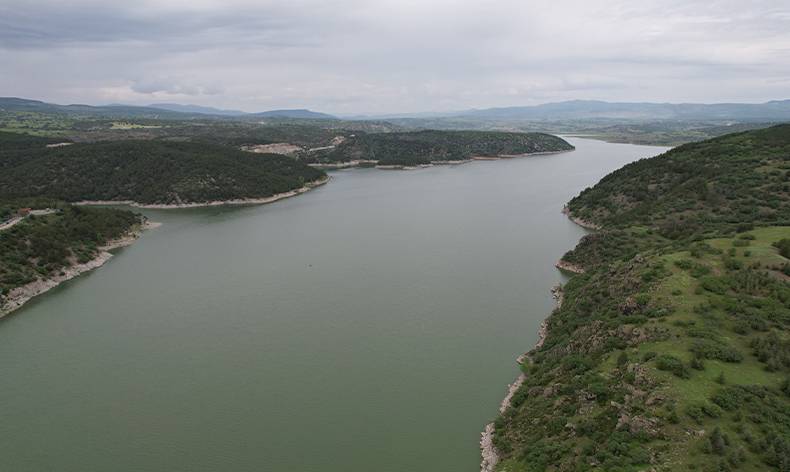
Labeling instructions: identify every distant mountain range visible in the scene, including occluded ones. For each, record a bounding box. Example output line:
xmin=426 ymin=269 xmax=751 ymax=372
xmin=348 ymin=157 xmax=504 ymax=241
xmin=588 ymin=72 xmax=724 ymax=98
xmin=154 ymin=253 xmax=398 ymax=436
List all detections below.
xmin=457 ymin=99 xmax=790 ymax=121
xmin=250 ymin=109 xmax=336 ymax=119
xmin=147 ymin=103 xmax=336 ymax=119
xmin=351 ymin=100 xmax=790 ymax=122
xmin=3 ymin=97 xmax=790 ymax=122
xmin=147 ymin=103 xmax=247 ymax=116
xmin=0 ymin=97 xmax=337 ymax=120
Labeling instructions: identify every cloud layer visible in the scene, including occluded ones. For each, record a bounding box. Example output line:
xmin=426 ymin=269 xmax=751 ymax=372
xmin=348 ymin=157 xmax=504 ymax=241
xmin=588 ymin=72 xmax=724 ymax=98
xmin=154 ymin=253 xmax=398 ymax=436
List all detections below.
xmin=1 ymin=0 xmax=789 ymax=113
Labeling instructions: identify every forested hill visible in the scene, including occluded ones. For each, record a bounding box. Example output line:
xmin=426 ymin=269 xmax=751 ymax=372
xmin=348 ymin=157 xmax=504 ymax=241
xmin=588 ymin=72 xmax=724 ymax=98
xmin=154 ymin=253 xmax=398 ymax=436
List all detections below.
xmin=568 ymin=124 xmax=790 ymax=235
xmin=304 ymin=130 xmax=573 ymax=166
xmin=0 ymin=139 xmax=326 ymax=205
xmin=492 ymin=125 xmax=790 ymax=470
xmin=0 ymin=130 xmax=67 ymax=150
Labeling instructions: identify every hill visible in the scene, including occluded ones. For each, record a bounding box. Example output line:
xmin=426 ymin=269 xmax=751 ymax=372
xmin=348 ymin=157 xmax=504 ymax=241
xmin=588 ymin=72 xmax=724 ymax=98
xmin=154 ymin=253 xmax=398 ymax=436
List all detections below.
xmin=0 ymin=139 xmax=326 ymax=205
xmin=252 ymin=109 xmax=336 ymax=119
xmin=304 ymin=130 xmax=574 ymax=166
xmin=0 ymin=97 xmax=339 ymax=121
xmin=462 ymin=100 xmax=790 ymax=121
xmin=0 ymin=134 xmax=147 ymax=313
xmin=0 ymin=97 xmax=200 ymax=119
xmin=489 ymin=125 xmax=790 ymax=471
xmin=0 ymin=130 xmax=68 ymax=151
xmin=147 ymin=103 xmax=247 ymax=116
xmin=567 ymin=124 xmax=790 ymax=234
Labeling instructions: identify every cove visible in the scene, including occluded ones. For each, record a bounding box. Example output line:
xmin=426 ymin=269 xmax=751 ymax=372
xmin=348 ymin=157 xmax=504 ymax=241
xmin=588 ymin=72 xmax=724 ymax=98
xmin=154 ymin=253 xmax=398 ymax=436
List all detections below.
xmin=0 ymin=138 xmax=668 ymax=472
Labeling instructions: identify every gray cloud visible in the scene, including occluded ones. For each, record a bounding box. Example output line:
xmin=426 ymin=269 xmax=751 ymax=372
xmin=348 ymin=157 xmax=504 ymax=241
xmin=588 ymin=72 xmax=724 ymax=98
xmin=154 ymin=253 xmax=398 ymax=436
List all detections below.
xmin=1 ymin=0 xmax=789 ymax=113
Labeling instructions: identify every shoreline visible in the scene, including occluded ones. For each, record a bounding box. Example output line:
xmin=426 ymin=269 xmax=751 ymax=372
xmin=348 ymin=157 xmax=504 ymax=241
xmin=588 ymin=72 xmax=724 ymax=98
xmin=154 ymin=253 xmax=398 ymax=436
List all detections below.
xmin=480 ymin=206 xmax=596 ymax=471
xmin=561 ymin=206 xmax=601 ymax=230
xmin=75 ymin=177 xmax=329 ymax=209
xmin=308 ymin=149 xmax=574 ymax=171
xmin=555 ymin=259 xmax=585 ymax=274
xmin=480 ymin=285 xmax=562 ymax=472
xmin=0 ymin=220 xmax=160 ymax=317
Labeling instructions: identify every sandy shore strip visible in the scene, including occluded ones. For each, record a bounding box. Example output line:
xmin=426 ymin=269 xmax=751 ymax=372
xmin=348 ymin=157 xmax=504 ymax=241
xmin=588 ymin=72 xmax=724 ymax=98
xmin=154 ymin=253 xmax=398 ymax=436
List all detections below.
xmin=308 ymin=149 xmax=574 ymax=171
xmin=0 ymin=221 xmax=160 ymax=317
xmin=75 ymin=177 xmax=329 ymax=209
xmin=480 ymin=285 xmax=563 ymax=472
xmin=308 ymin=160 xmax=378 ymax=169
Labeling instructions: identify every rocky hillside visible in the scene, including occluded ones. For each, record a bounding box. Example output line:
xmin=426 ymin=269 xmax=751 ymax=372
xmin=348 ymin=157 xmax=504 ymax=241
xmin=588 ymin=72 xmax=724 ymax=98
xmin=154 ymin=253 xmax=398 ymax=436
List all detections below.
xmin=490 ymin=125 xmax=790 ymax=471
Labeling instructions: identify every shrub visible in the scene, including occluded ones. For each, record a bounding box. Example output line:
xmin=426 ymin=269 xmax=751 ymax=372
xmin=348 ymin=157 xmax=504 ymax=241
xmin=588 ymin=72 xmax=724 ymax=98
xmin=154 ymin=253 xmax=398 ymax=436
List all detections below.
xmin=773 ymin=239 xmax=790 ymax=258
xmin=617 ymin=351 xmax=629 ymax=367
xmin=711 ymin=387 xmax=746 ymax=411
xmin=656 ymin=354 xmax=691 ymax=378
xmin=642 ymin=351 xmax=657 ymax=362
xmin=700 ymin=276 xmax=728 ymax=295
xmin=691 ymin=339 xmax=744 ymax=363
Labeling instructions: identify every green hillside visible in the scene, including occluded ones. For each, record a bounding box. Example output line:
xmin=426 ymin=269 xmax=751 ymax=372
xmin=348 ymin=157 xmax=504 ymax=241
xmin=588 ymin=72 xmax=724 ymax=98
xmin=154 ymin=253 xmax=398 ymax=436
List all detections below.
xmin=0 ymin=206 xmax=144 ymax=310
xmin=0 ymin=138 xmax=326 ymax=205
xmin=304 ymin=130 xmax=574 ymax=166
xmin=492 ymin=125 xmax=790 ymax=471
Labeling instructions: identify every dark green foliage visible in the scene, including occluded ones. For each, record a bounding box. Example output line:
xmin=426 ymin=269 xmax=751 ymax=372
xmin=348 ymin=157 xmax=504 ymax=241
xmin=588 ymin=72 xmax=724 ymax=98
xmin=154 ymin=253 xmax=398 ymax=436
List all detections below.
xmin=656 ymin=354 xmax=691 ymax=378
xmin=0 ymin=140 xmax=325 ymax=204
xmin=751 ymin=333 xmax=790 ymax=372
xmin=617 ymin=351 xmax=629 ymax=367
xmin=709 ymin=427 xmax=728 ymax=455
xmin=774 ymin=239 xmax=790 ymax=259
xmin=716 ymin=372 xmax=726 ymax=384
xmin=304 ymin=130 xmax=574 ymax=166
xmin=0 ymin=206 xmax=141 ymax=302
xmin=567 ymin=124 xmax=790 ymax=233
xmin=0 ymin=130 xmax=68 ymax=151
xmin=690 ymin=339 xmax=744 ymax=363
xmin=497 ymin=126 xmax=790 ymax=471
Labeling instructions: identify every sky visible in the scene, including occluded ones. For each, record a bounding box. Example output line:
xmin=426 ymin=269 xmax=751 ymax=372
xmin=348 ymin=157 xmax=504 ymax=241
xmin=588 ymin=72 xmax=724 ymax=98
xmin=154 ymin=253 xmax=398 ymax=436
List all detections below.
xmin=1 ymin=0 xmax=789 ymax=114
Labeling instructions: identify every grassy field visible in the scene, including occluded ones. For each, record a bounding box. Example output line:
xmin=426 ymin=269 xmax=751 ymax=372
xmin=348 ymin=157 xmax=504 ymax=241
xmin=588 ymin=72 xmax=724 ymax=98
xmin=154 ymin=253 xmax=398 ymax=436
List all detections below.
xmin=621 ymin=228 xmax=789 ymax=470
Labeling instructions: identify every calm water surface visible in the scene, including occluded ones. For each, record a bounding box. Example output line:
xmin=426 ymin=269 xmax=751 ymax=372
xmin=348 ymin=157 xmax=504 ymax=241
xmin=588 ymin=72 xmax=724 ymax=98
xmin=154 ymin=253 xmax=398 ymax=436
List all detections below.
xmin=0 ymin=138 xmax=668 ymax=471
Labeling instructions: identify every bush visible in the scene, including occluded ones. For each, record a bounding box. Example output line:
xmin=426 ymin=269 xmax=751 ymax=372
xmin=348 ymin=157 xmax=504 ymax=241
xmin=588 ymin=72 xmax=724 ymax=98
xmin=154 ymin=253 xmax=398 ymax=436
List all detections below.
xmin=617 ymin=351 xmax=629 ymax=367
xmin=774 ymin=239 xmax=790 ymax=258
xmin=711 ymin=387 xmax=746 ymax=411
xmin=656 ymin=355 xmax=691 ymax=378
xmin=642 ymin=351 xmax=657 ymax=362
xmin=700 ymin=276 xmax=728 ymax=294
xmin=691 ymin=339 xmax=744 ymax=363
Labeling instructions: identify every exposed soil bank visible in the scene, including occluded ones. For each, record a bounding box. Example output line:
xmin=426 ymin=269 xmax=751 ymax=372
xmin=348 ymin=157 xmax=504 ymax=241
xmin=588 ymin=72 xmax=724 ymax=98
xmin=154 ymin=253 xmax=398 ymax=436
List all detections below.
xmin=555 ymin=260 xmax=585 ymax=274
xmin=308 ymin=149 xmax=574 ymax=171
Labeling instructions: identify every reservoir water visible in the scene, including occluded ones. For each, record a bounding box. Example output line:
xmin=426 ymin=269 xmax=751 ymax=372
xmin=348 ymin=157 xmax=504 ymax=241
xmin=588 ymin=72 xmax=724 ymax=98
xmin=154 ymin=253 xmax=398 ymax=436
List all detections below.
xmin=0 ymin=138 xmax=668 ymax=471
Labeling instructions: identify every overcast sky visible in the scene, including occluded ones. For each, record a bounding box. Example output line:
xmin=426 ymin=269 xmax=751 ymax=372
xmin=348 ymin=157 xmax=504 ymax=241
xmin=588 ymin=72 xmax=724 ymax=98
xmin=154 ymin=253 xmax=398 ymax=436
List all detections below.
xmin=1 ymin=0 xmax=789 ymax=114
